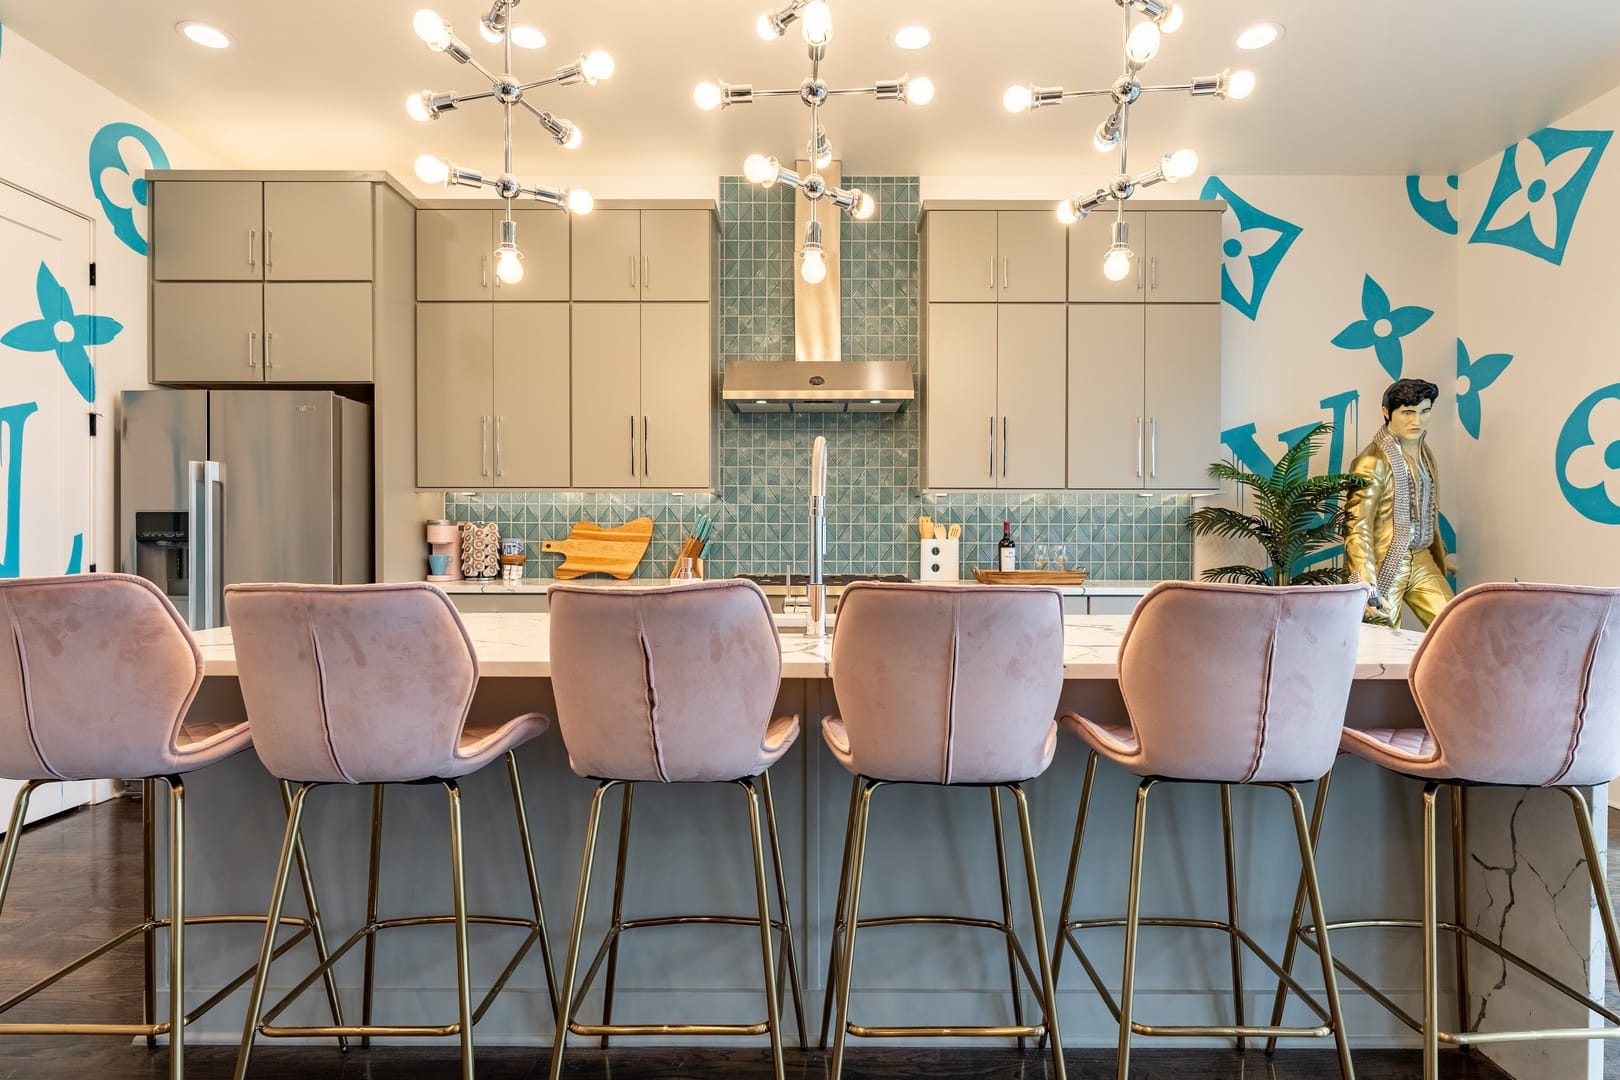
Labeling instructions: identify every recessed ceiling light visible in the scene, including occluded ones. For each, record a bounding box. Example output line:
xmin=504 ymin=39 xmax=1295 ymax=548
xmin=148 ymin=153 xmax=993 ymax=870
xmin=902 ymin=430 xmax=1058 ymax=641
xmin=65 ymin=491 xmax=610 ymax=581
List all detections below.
xmin=177 ymin=21 xmax=231 ymax=49
xmin=509 ymin=25 xmax=547 ymax=49
xmin=892 ymin=26 xmax=932 ymax=50
xmin=1234 ymin=22 xmax=1284 ymax=50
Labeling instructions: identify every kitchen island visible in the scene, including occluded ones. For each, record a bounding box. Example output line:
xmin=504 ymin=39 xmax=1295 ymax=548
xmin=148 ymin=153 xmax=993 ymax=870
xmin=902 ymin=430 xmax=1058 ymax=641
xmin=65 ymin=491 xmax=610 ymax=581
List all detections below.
xmin=161 ymin=613 xmax=1600 ymax=1079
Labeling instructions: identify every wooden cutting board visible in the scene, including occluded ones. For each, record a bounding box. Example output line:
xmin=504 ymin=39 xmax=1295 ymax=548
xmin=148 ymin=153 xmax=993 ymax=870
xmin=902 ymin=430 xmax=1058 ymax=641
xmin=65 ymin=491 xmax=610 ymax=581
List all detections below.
xmin=540 ymin=517 xmax=653 ymax=580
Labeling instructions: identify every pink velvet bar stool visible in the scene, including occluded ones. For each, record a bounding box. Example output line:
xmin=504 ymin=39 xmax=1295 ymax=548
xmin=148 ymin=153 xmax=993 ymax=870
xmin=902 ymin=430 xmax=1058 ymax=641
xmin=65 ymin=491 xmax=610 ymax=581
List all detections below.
xmin=0 ymin=574 xmax=343 ymax=1080
xmin=821 ymin=582 xmax=1068 ymax=1080
xmin=224 ymin=582 xmax=556 ymax=1080
xmin=1052 ymin=581 xmax=1365 ymax=1080
xmin=1271 ymin=582 xmax=1620 ymax=1080
xmin=545 ymin=579 xmax=804 ymax=1080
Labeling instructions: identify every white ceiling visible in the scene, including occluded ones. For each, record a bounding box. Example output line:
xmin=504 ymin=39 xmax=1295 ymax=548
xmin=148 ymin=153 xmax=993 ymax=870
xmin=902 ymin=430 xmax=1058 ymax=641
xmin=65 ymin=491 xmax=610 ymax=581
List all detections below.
xmin=5 ymin=0 xmax=1620 ymax=193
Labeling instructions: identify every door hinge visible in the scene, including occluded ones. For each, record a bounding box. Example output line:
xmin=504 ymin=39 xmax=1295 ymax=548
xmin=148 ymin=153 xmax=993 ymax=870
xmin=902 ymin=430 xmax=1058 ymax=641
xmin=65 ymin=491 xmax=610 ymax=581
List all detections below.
xmin=88 ymin=413 xmax=98 ymax=437
xmin=88 ymin=563 xmax=98 ymax=573
xmin=89 ymin=262 xmax=97 ymax=286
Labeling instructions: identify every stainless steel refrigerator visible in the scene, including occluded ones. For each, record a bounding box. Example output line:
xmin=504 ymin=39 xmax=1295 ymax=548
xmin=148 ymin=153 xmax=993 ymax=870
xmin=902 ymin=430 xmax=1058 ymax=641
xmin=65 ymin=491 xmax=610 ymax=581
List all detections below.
xmin=118 ymin=389 xmax=372 ymax=629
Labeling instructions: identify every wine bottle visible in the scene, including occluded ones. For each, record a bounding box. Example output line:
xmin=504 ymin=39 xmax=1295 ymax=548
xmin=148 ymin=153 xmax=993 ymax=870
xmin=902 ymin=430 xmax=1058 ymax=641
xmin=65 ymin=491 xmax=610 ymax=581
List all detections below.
xmin=999 ymin=520 xmax=1017 ymax=571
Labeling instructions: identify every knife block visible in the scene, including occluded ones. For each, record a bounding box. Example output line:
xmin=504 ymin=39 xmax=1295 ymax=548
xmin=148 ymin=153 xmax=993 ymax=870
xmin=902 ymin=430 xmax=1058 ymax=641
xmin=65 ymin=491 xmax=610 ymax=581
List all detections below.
xmin=919 ymin=538 xmax=959 ymax=581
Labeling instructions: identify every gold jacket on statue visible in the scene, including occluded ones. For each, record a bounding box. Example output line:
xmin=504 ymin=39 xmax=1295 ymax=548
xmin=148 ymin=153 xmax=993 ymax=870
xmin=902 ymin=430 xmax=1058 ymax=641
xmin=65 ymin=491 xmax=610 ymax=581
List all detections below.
xmin=1344 ymin=439 xmax=1446 ymax=593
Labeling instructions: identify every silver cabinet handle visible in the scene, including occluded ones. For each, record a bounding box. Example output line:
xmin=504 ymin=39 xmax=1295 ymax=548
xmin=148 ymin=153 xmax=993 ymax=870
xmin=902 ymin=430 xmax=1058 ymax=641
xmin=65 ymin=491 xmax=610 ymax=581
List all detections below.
xmin=248 ymin=229 xmax=256 ymax=268
xmin=495 ymin=415 xmax=504 ymax=478
xmin=1150 ymin=256 xmax=1159 ymax=291
xmin=1136 ymin=416 xmax=1143 ymax=479
xmin=1150 ymin=417 xmax=1158 ymax=479
xmin=1002 ymin=416 xmax=1008 ymax=477
xmin=642 ymin=255 xmax=651 ymax=291
xmin=629 ymin=255 xmax=638 ymax=288
xmin=1002 ymin=255 xmax=1009 ymax=291
xmin=481 ymin=255 xmax=489 ymax=289
xmin=247 ymin=331 xmax=257 ymax=368
xmin=988 ymin=416 xmax=995 ymax=478
xmin=628 ymin=415 xmax=636 ymax=475
xmin=264 ymin=332 xmax=273 ymax=369
xmin=481 ymin=415 xmax=490 ymax=477
xmin=642 ymin=415 xmax=650 ymax=477
xmin=1137 ymin=255 xmax=1144 ymax=291
xmin=988 ymin=258 xmax=995 ymax=291
xmin=265 ymin=229 xmax=273 ymax=270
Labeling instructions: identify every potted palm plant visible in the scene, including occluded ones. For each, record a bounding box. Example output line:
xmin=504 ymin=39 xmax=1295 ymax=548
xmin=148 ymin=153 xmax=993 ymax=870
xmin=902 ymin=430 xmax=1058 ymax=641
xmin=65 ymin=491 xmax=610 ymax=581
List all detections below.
xmin=1185 ymin=422 xmax=1369 ymax=586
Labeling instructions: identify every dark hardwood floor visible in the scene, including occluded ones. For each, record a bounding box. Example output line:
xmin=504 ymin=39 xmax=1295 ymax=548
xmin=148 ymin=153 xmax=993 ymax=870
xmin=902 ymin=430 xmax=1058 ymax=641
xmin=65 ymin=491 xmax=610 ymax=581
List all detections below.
xmin=0 ymin=798 xmax=1525 ymax=1079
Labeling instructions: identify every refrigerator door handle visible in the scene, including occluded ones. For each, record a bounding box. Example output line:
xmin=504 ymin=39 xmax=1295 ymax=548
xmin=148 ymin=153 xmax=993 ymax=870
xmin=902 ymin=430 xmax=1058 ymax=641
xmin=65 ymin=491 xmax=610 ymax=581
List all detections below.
xmin=186 ymin=460 xmax=225 ymax=630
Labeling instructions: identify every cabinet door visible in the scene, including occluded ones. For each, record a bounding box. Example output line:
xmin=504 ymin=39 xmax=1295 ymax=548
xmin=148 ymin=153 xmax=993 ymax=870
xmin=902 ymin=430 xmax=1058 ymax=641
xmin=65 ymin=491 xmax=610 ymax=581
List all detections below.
xmin=996 ymin=305 xmax=1068 ymax=488
xmin=639 ymin=210 xmax=712 ymax=301
xmin=1145 ymin=304 xmax=1221 ymax=488
xmin=1147 ymin=212 xmax=1223 ymax=303
xmin=151 ymin=282 xmax=263 ymax=384
xmin=493 ymin=209 xmax=570 ymax=302
xmin=492 ymin=303 xmax=570 ymax=487
xmin=263 ymin=182 xmax=373 ymax=281
xmin=416 ymin=304 xmax=494 ymax=487
xmin=1068 ymin=210 xmax=1145 ymax=302
xmin=924 ymin=212 xmax=998 ymax=302
xmin=1067 ymin=305 xmax=1146 ymax=489
xmin=996 ymin=212 xmax=1067 ymax=302
xmin=570 ymin=210 xmax=642 ymax=301
xmin=263 ymin=283 xmax=373 ymax=383
xmin=640 ymin=303 xmax=713 ymax=488
xmin=923 ymin=304 xmax=998 ymax=487
xmin=151 ymin=181 xmax=262 ymax=281
xmin=416 ymin=210 xmax=493 ymax=301
xmin=570 ymin=302 xmax=642 ymax=487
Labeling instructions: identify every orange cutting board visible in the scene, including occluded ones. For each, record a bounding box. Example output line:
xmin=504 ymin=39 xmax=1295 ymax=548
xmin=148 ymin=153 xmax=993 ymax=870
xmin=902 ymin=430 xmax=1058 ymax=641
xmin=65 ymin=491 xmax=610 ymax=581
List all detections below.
xmin=540 ymin=517 xmax=653 ymax=580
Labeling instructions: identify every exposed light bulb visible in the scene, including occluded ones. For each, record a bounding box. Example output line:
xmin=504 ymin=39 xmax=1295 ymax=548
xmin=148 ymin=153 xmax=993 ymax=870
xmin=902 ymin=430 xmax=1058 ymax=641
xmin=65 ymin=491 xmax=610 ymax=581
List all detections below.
xmin=812 ymin=131 xmax=833 ymax=169
xmin=1159 ymin=4 xmax=1184 ymax=33
xmin=694 ymin=81 xmax=724 ymax=111
xmin=1056 ymin=199 xmax=1080 ymax=225
xmin=563 ymin=125 xmax=582 ymax=149
xmin=414 ymin=155 xmax=450 ymax=185
xmin=1003 ymin=84 xmax=1033 ymax=113
xmin=510 ymin=25 xmax=547 ymax=48
xmin=801 ymin=247 xmax=827 ymax=284
xmin=405 ymin=92 xmax=432 ymax=122
xmin=853 ymin=192 xmax=875 ymax=220
xmin=582 ymin=49 xmax=614 ymax=82
xmin=566 ymin=188 xmax=595 ymax=215
xmin=801 ymin=1 xmax=833 ymax=46
xmin=1094 ymin=113 xmax=1122 ymax=152
xmin=743 ymin=154 xmax=780 ymax=185
xmin=1226 ymin=69 xmax=1256 ymax=100
xmin=1126 ymin=21 xmax=1161 ymax=65
xmin=495 ymin=247 xmax=525 ymax=284
xmin=478 ymin=20 xmax=503 ymax=43
xmin=757 ymin=12 xmax=782 ymax=39
xmin=903 ymin=76 xmax=934 ymax=106
xmin=1164 ymin=148 xmax=1198 ymax=181
xmin=413 ymin=9 xmax=452 ymax=50
xmin=1103 ymin=247 xmax=1133 ymax=282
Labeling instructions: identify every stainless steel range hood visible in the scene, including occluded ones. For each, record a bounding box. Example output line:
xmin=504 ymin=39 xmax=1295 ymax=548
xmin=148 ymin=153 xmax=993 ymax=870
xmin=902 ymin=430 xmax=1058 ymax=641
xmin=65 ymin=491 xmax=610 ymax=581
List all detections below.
xmin=722 ymin=159 xmax=915 ymax=414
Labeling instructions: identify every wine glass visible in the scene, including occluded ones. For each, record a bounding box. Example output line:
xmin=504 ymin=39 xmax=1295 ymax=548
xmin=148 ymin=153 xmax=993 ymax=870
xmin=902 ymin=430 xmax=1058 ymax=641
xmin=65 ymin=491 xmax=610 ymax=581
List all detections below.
xmin=1032 ymin=545 xmax=1049 ymax=570
xmin=1053 ymin=545 xmax=1069 ymax=572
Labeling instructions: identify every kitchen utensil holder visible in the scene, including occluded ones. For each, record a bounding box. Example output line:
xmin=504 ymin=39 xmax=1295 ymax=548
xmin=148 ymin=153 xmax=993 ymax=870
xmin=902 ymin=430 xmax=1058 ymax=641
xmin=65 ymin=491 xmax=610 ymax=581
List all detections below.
xmin=919 ymin=538 xmax=959 ymax=582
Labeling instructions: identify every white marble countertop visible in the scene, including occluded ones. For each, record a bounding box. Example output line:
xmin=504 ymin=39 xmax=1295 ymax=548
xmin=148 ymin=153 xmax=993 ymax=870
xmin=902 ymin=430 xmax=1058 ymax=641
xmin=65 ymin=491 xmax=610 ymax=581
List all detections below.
xmin=196 ymin=612 xmax=1421 ymax=681
xmin=433 ymin=577 xmax=1159 ymax=598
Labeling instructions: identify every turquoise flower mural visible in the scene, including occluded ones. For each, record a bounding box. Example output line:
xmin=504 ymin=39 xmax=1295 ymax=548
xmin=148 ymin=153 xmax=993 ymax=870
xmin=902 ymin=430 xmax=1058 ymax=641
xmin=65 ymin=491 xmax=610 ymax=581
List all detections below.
xmin=1199 ymin=176 xmax=1302 ymax=321
xmin=1454 ymin=339 xmax=1512 ymax=441
xmin=88 ymin=122 xmax=171 ymax=257
xmin=1 ymin=262 xmax=122 ymax=403
xmin=1330 ymin=274 xmax=1433 ymax=381
xmin=1556 ymin=383 xmax=1620 ymax=525
xmin=1470 ymin=127 xmax=1611 ymax=265
xmin=1406 ymin=175 xmax=1458 ymax=235
xmin=1438 ymin=513 xmax=1458 ymax=591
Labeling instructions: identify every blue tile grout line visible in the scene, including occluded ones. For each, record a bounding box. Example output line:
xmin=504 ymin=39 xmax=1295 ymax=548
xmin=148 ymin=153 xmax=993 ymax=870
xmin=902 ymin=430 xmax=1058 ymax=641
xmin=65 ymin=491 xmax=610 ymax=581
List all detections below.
xmin=446 ymin=175 xmax=1195 ymax=582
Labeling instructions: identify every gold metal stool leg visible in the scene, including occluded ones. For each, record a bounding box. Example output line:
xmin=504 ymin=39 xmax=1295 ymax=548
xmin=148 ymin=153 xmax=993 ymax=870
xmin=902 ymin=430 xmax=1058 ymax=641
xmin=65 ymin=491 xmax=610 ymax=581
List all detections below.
xmin=1011 ymin=783 xmax=1067 ymax=1080
xmin=235 ymin=782 xmax=315 ymax=1080
xmin=165 ymin=776 xmax=187 ymax=1080
xmin=1114 ymin=778 xmax=1155 ymax=1080
xmin=359 ymin=784 xmax=385 ymax=1048
xmin=599 ymin=783 xmax=634 ymax=1047
xmin=827 ymin=778 xmax=880 ymax=1080
xmin=1565 ymin=786 xmax=1620 ymax=985
xmin=143 ymin=778 xmax=158 ymax=1045
xmin=990 ymin=786 xmax=1028 ymax=1049
xmin=819 ymin=774 xmax=861 ymax=1049
xmin=1451 ymin=785 xmax=1470 ymax=1038
xmin=1221 ymin=783 xmax=1247 ymax=1051
xmin=548 ymin=780 xmax=614 ymax=1080
xmin=1045 ymin=751 xmax=1098 ymax=1051
xmin=1265 ymin=770 xmax=1333 ymax=1050
xmin=1421 ymin=782 xmax=1441 ymax=1080
xmin=277 ymin=780 xmax=348 ymax=1050
xmin=1282 ymin=783 xmax=1354 ymax=1080
xmin=741 ymin=778 xmax=787 ymax=1080
xmin=505 ymin=751 xmax=558 ymax=1020
xmin=759 ymin=770 xmax=807 ymax=1047
xmin=445 ymin=780 xmax=476 ymax=1078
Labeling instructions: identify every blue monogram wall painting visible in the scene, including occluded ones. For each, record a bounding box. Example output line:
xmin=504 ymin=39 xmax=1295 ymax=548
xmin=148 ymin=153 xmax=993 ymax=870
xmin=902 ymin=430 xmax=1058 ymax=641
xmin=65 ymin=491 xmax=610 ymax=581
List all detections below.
xmin=1469 ymin=127 xmax=1611 ymax=265
xmin=88 ymin=123 xmax=171 ymax=257
xmin=1330 ymin=274 xmax=1434 ymax=381
xmin=1438 ymin=513 xmax=1457 ymax=591
xmin=0 ymin=402 xmax=38 ymax=579
xmin=1555 ymin=383 xmax=1620 ymax=525
xmin=1199 ymin=176 xmax=1302 ymax=322
xmin=1406 ymin=175 xmax=1459 ymax=235
xmin=65 ymin=533 xmax=83 ymax=574
xmin=1454 ymin=339 xmax=1512 ymax=441
xmin=2 ymin=263 xmax=121 ymax=404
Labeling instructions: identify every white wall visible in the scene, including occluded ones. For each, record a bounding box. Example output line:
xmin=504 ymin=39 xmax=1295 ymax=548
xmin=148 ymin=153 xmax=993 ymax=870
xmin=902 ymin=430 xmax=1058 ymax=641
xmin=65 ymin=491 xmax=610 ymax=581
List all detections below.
xmin=0 ymin=23 xmax=224 ymax=578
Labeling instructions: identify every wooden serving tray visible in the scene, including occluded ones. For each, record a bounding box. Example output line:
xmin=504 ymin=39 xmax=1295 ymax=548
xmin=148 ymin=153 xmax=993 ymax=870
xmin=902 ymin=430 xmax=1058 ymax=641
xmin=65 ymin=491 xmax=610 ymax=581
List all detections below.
xmin=972 ymin=569 xmax=1090 ymax=585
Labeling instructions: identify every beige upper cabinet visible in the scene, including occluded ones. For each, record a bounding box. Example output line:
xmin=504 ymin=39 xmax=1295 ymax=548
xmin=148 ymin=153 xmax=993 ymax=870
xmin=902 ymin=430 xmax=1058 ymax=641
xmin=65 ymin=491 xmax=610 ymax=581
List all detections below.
xmin=570 ymin=302 xmax=642 ymax=487
xmin=1069 ymin=209 xmax=1221 ymax=303
xmin=151 ymin=283 xmax=264 ymax=384
xmin=995 ymin=305 xmax=1067 ymax=487
xmin=263 ymin=283 xmax=373 ymax=383
xmin=152 ymin=182 xmax=263 ymax=281
xmin=1143 ymin=304 xmax=1222 ymax=487
xmin=416 ymin=208 xmax=569 ymax=301
xmin=491 ymin=303 xmax=570 ymax=487
xmin=923 ymin=210 xmax=1066 ymax=302
xmin=263 ymin=182 xmax=373 ymax=281
xmin=572 ymin=209 xmax=713 ymax=302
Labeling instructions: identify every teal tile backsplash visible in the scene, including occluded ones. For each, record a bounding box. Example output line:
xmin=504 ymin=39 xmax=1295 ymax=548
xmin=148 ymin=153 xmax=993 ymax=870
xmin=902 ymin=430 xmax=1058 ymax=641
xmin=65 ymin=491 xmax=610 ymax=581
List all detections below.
xmin=446 ymin=176 xmax=1195 ymax=582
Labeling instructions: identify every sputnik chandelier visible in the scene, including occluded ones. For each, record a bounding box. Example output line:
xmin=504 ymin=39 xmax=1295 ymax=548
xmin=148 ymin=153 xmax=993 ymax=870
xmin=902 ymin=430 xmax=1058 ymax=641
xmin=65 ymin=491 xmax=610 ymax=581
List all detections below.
xmin=694 ymin=0 xmax=934 ymax=284
xmin=1006 ymin=0 xmax=1254 ymax=282
xmin=406 ymin=1 xmax=613 ymax=285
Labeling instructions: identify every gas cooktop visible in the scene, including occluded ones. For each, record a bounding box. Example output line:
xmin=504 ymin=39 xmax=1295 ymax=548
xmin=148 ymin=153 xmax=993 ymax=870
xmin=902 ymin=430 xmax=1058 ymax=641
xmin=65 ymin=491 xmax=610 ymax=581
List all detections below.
xmin=734 ymin=573 xmax=910 ymax=587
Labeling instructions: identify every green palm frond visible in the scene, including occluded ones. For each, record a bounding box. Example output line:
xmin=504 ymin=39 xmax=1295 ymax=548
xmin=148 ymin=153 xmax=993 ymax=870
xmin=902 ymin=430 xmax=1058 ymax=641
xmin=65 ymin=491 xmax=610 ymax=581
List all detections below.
xmin=1292 ymin=566 xmax=1358 ymax=586
xmin=1201 ymin=565 xmax=1272 ymax=585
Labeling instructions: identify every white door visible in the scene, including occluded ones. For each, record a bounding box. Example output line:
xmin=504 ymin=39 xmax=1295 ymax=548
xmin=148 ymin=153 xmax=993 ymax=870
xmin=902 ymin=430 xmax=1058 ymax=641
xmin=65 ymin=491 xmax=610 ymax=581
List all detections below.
xmin=0 ymin=181 xmax=101 ymax=828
